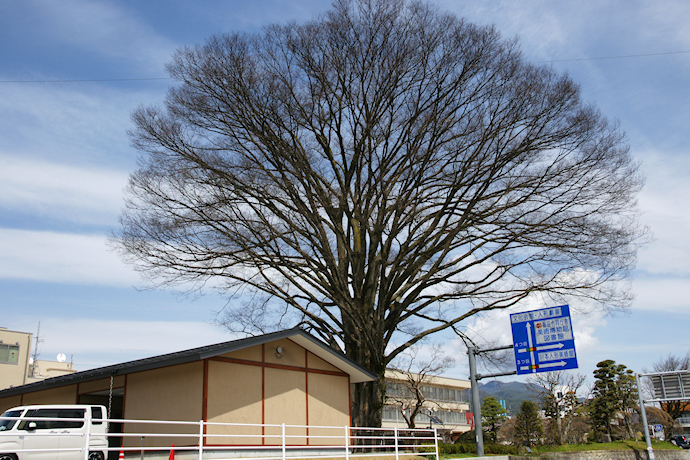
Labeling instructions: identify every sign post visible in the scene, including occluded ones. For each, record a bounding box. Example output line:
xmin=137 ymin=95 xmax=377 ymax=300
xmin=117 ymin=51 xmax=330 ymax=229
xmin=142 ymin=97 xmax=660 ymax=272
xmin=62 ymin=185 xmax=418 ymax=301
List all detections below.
xmin=468 ymin=304 xmax=580 ymax=456
xmin=510 ymin=305 xmax=578 ymax=375
xmin=636 ymin=370 xmax=690 ymax=460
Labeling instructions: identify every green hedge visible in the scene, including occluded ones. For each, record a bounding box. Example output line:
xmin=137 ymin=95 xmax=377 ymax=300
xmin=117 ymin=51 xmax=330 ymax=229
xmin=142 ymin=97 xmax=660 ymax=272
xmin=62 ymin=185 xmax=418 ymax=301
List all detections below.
xmin=439 ymin=442 xmax=519 ymax=455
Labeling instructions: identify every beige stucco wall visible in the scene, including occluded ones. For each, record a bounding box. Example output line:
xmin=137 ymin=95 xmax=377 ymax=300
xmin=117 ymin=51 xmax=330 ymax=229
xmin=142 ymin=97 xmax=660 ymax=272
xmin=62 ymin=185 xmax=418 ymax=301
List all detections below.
xmin=20 ymin=385 xmax=78 ymax=406
xmin=219 ymin=344 xmax=262 ymax=362
xmin=307 ymin=373 xmax=350 ymax=445
xmin=265 ymin=367 xmax=307 ymax=445
xmin=0 ymin=329 xmax=32 ymax=391
xmin=206 ymin=339 xmax=353 ymax=446
xmin=124 ymin=362 xmax=204 ymax=447
xmin=307 ymin=352 xmax=341 ymax=373
xmin=0 ymin=395 xmax=23 ymax=413
xmin=264 ymin=338 xmax=306 ymax=367
xmin=206 ymin=360 xmax=263 ymax=445
xmin=78 ymin=376 xmax=126 ymax=395
xmin=307 ymin=373 xmax=350 ymax=426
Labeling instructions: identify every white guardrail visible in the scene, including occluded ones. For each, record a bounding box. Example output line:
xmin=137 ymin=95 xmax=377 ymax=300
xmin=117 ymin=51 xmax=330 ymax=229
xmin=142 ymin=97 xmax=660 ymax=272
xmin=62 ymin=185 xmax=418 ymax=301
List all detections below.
xmin=0 ymin=415 xmax=440 ymax=460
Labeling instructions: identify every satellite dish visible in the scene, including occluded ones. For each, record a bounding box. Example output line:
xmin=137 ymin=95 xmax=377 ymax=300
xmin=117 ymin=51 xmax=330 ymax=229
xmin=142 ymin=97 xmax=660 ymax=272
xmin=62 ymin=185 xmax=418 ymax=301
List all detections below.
xmin=29 ymin=357 xmax=34 ymax=365
xmin=57 ymin=353 xmax=66 ymax=363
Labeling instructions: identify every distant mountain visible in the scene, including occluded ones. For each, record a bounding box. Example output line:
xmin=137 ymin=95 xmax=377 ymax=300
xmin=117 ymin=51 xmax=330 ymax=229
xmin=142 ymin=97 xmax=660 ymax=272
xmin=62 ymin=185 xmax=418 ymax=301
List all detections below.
xmin=478 ymin=380 xmax=542 ymax=415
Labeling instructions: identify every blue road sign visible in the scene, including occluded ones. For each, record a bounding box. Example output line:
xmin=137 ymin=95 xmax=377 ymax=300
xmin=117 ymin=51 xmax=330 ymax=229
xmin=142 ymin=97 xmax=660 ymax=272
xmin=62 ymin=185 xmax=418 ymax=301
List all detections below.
xmin=510 ymin=305 xmax=578 ymax=375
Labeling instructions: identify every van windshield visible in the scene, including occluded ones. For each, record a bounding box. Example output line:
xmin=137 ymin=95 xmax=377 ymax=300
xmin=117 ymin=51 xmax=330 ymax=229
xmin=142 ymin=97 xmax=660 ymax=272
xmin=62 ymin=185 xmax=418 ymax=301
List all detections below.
xmin=0 ymin=410 xmax=23 ymax=431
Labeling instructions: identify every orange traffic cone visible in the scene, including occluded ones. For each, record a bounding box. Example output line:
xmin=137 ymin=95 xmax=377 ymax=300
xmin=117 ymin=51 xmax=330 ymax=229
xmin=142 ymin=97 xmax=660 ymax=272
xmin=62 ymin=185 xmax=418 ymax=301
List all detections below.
xmin=119 ymin=448 xmax=124 ymax=460
xmin=168 ymin=444 xmax=175 ymax=460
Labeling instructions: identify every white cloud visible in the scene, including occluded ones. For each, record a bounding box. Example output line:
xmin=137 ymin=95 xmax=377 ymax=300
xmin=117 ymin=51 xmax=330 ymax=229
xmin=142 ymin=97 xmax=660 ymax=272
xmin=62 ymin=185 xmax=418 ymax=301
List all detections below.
xmin=636 ymin=151 xmax=690 ymax=277
xmin=11 ymin=317 xmax=237 ymax=371
xmin=632 ymin=278 xmax=690 ymax=313
xmin=0 ymin=155 xmax=128 ymax=226
xmin=0 ymin=81 xmax=151 ymax=168
xmin=0 ymin=229 xmax=139 ymax=286
xmin=32 ymin=0 xmax=176 ymax=74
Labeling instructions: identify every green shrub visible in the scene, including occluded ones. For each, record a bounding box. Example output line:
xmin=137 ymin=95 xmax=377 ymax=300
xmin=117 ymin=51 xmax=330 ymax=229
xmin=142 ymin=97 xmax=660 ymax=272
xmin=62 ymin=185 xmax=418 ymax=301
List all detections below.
xmin=418 ymin=443 xmax=436 ymax=453
xmin=439 ymin=442 xmax=519 ymax=456
xmin=485 ymin=443 xmax=519 ymax=455
xmin=440 ymin=442 xmax=475 ymax=454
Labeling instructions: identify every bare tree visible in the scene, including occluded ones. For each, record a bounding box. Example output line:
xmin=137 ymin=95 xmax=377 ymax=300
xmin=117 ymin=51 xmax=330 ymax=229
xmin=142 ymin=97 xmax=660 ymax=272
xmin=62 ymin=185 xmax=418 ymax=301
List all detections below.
xmin=651 ymin=353 xmax=690 ymax=423
xmin=528 ymin=371 xmax=588 ymax=444
xmin=385 ymin=344 xmax=455 ymax=429
xmin=116 ymin=0 xmax=645 ymax=427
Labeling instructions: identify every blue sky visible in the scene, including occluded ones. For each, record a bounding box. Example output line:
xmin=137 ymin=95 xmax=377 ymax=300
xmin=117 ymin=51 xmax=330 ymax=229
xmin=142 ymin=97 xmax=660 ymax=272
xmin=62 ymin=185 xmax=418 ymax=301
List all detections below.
xmin=1 ymin=0 xmax=689 ymax=385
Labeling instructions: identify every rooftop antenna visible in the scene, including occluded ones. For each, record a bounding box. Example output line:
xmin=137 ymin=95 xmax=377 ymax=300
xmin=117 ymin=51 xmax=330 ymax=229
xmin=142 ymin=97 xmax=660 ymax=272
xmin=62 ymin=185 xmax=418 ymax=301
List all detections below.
xmin=30 ymin=321 xmax=43 ymax=378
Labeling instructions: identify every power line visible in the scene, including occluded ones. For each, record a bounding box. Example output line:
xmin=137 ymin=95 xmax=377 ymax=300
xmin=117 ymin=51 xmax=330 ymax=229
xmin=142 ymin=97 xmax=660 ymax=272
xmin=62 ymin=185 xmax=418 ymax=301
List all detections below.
xmin=0 ymin=77 xmax=171 ymax=83
xmin=539 ymin=50 xmax=690 ymax=63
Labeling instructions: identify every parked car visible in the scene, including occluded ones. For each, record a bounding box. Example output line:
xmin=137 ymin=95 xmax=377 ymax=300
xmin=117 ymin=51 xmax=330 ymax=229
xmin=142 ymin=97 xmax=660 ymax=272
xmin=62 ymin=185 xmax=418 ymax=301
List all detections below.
xmin=0 ymin=404 xmax=108 ymax=460
xmin=670 ymin=435 xmax=690 ymax=448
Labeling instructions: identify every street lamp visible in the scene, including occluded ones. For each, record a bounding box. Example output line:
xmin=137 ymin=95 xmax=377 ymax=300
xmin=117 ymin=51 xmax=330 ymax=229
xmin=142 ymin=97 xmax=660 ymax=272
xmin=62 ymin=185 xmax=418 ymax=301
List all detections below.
xmin=428 ymin=407 xmax=439 ymax=429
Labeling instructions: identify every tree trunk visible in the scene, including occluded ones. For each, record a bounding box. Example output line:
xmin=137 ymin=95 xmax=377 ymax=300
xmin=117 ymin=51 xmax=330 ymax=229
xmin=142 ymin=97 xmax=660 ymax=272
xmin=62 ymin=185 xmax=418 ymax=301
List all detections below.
xmin=344 ymin=322 xmax=386 ymax=428
xmin=352 ymin=378 xmax=385 ymax=427
xmin=556 ymin=415 xmax=563 ymax=445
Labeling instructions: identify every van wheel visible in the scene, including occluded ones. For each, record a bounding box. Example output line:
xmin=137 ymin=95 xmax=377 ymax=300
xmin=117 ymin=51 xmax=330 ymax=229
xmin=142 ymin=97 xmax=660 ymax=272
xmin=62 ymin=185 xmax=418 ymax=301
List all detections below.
xmin=0 ymin=454 xmax=18 ymax=460
xmin=88 ymin=452 xmax=104 ymax=460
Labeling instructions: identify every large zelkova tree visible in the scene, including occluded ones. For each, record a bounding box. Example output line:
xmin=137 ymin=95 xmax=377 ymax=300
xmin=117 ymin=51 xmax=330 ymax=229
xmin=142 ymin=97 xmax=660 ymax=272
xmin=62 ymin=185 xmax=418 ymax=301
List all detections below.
xmin=116 ymin=0 xmax=644 ymax=427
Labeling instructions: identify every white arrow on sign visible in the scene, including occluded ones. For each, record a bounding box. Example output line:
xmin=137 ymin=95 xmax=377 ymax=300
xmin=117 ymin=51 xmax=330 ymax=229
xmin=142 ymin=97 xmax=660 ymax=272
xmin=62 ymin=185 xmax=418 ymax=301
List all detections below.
xmin=538 ymin=361 xmax=568 ymax=369
xmin=517 ymin=342 xmax=565 ymax=354
xmin=527 ymin=323 xmax=536 ymax=373
xmin=519 ymin=361 xmax=568 ymax=372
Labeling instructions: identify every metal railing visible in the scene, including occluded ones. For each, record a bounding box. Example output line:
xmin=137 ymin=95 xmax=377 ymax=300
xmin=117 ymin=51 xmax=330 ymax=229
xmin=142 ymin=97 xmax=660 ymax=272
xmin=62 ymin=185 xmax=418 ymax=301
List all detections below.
xmin=0 ymin=415 xmax=440 ymax=460
xmin=675 ymin=416 xmax=690 ymax=426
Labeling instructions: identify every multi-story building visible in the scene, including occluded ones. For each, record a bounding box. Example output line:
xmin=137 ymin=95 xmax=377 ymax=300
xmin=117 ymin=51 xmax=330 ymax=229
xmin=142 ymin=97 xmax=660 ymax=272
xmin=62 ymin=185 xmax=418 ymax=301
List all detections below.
xmin=0 ymin=327 xmax=77 ymax=390
xmin=0 ymin=328 xmax=33 ymax=390
xmin=382 ymin=369 xmax=472 ymax=438
xmin=28 ymin=358 xmax=77 ymax=381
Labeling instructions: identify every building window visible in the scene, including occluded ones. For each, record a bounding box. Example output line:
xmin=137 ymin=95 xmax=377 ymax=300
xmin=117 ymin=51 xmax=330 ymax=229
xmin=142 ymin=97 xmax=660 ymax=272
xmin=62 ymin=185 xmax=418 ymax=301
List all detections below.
xmin=0 ymin=344 xmax=19 ymax=364
xmin=382 ymin=405 xmax=400 ymax=422
xmin=382 ymin=405 xmax=469 ymax=426
xmin=416 ymin=385 xmax=469 ymax=403
xmin=437 ymin=410 xmax=468 ymax=425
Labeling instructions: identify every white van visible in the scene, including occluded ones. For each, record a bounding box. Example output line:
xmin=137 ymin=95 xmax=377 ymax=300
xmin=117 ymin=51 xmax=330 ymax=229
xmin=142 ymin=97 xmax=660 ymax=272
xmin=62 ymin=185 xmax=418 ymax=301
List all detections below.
xmin=0 ymin=405 xmax=108 ymax=460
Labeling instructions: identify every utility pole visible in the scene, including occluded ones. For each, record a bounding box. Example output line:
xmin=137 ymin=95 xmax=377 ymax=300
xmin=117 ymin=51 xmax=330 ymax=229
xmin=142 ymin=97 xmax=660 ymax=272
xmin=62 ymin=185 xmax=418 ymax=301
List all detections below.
xmin=30 ymin=321 xmax=42 ymax=378
xmin=468 ymin=345 xmax=515 ymax=457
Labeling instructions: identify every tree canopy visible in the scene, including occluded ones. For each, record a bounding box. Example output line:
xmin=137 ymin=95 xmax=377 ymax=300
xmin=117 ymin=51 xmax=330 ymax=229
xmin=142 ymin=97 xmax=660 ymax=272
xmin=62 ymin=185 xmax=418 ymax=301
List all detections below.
xmin=116 ymin=0 xmax=644 ymax=426
xmin=528 ymin=371 xmax=587 ymax=445
xmin=589 ymin=360 xmax=637 ymax=440
xmin=514 ymin=400 xmax=543 ymax=447
xmin=481 ymin=396 xmax=507 ymax=442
